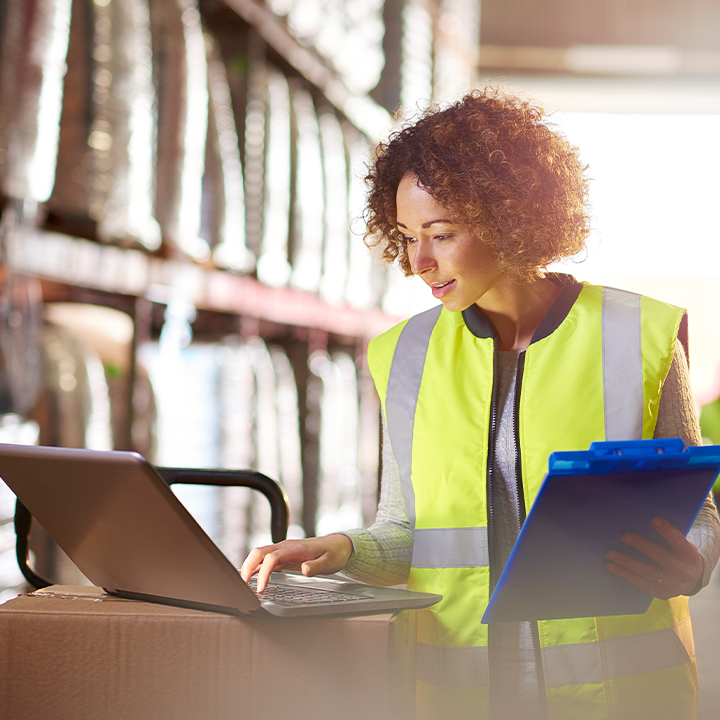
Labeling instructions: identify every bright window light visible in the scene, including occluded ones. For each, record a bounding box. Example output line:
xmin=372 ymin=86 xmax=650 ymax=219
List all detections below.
xmin=551 ymin=111 xmax=720 ymax=402
xmin=552 ymin=112 xmax=720 ymax=280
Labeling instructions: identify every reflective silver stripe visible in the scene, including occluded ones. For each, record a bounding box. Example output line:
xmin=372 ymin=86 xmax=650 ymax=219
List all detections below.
xmin=542 ymin=621 xmax=693 ymax=687
xmin=412 ymin=527 xmax=489 ymax=568
xmin=416 ymin=643 xmax=490 ymax=687
xmin=602 ymin=287 xmax=643 ymax=441
xmin=385 ymin=305 xmax=443 ymax=529
xmin=542 ymin=638 xmax=602 ymax=687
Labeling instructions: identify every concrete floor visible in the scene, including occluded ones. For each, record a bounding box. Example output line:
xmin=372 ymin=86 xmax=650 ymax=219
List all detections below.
xmin=690 ymin=572 xmax=720 ymax=719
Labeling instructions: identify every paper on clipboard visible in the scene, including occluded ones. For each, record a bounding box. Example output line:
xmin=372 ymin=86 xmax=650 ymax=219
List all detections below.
xmin=482 ymin=439 xmax=720 ymax=624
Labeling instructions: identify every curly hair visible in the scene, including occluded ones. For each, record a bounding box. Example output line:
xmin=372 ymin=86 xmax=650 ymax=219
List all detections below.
xmin=364 ymin=88 xmax=591 ymax=282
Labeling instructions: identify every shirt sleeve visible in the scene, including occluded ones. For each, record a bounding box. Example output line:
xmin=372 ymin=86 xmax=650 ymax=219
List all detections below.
xmin=654 ymin=339 xmax=720 ymax=592
xmin=340 ymin=416 xmax=413 ymax=586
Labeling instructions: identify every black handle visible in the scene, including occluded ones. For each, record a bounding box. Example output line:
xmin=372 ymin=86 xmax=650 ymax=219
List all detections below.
xmin=155 ymin=467 xmax=290 ymax=544
xmin=14 ymin=500 xmax=53 ymax=589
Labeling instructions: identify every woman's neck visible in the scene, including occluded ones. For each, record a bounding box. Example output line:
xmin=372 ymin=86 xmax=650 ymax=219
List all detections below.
xmin=476 ymin=275 xmax=562 ymax=352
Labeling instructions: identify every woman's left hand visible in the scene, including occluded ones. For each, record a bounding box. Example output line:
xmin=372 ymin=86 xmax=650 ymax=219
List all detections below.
xmin=605 ymin=516 xmax=704 ymax=600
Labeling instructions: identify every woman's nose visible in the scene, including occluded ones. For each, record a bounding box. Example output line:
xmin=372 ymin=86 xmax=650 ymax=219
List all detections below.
xmin=409 ymin=239 xmax=436 ymax=275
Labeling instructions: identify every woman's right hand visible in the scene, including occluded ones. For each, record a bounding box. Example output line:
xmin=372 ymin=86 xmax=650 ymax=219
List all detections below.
xmin=240 ymin=534 xmax=354 ymax=593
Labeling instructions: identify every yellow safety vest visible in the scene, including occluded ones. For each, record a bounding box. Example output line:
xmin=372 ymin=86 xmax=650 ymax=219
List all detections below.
xmin=368 ymin=280 xmax=696 ymax=720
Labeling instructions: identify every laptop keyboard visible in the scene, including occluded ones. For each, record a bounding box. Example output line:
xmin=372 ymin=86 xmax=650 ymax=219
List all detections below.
xmin=249 ymin=579 xmax=364 ymax=606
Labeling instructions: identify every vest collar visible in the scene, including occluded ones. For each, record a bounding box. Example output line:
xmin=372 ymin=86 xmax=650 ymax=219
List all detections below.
xmin=461 ymin=273 xmax=583 ymax=343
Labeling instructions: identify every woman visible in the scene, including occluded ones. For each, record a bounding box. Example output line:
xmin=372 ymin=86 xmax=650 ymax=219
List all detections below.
xmin=241 ymin=89 xmax=720 ymax=720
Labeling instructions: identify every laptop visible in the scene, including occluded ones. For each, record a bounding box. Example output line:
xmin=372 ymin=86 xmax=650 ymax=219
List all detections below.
xmin=0 ymin=443 xmax=441 ymax=618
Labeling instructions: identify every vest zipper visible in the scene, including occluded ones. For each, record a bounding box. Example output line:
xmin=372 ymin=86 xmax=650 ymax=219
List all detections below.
xmin=514 ymin=351 xmax=549 ymax=720
xmin=513 ymin=352 xmax=527 ymax=525
xmin=486 ymin=348 xmax=527 ymax=587
xmin=486 ymin=338 xmax=500 ymax=593
xmin=487 ymin=348 xmax=548 ymax=718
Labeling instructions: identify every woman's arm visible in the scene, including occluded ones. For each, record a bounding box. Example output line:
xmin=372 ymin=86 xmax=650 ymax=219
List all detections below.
xmin=340 ymin=418 xmax=414 ymax=586
xmin=607 ymin=340 xmax=720 ymax=597
xmin=241 ymin=415 xmax=414 ymax=591
xmin=654 ymin=339 xmax=720 ymax=591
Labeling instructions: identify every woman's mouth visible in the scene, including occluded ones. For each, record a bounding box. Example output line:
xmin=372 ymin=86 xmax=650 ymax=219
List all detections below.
xmin=431 ymin=280 xmax=455 ymax=298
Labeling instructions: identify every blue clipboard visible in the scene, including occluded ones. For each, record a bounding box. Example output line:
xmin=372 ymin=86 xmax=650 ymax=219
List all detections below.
xmin=481 ymin=439 xmax=720 ymax=623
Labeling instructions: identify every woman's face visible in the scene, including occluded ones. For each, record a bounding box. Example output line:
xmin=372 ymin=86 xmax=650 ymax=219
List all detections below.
xmin=395 ymin=173 xmax=502 ymax=312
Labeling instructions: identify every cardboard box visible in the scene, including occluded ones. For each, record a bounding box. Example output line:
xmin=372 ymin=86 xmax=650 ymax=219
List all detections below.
xmin=0 ymin=585 xmax=416 ymax=720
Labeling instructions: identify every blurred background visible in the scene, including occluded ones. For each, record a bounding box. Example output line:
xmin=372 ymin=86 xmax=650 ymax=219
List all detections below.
xmin=0 ymin=0 xmax=719 ymax=715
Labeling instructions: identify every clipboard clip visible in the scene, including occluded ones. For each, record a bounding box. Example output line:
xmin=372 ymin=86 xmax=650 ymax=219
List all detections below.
xmin=588 ymin=438 xmax=685 ymax=457
xmin=548 ymin=438 xmax=720 ymax=473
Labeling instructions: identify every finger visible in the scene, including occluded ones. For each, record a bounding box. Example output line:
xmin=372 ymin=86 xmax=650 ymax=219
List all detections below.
xmin=242 ymin=536 xmax=353 ymax=592
xmin=606 ymin=547 xmax=704 ymax=599
xmin=622 ymin=518 xmax=696 ymax=566
xmin=618 ymin=532 xmax=671 ymax=567
xmin=240 ymin=546 xmax=269 ymax=582
xmin=606 ymin=561 xmax=675 ymax=600
xmin=650 ymin=517 xmax=698 ymax=557
xmin=255 ymin=549 xmax=287 ymax=593
xmin=301 ymin=552 xmax=335 ymax=577
xmin=605 ymin=549 xmax=662 ymax=583
xmin=240 ymin=545 xmax=293 ymax=587
xmin=617 ymin=519 xmax=703 ymax=590
xmin=254 ymin=540 xmax=329 ymax=591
